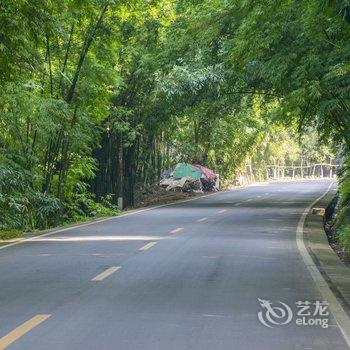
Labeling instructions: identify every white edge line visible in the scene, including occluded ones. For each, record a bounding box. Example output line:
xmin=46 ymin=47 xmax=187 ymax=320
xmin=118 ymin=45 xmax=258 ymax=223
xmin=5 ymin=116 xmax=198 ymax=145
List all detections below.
xmin=296 ymin=181 xmax=350 ymax=347
xmin=0 ymin=191 xmax=222 ymax=251
xmin=0 ymin=180 xmax=327 ymax=250
xmin=1 ymin=182 xmax=275 ymax=251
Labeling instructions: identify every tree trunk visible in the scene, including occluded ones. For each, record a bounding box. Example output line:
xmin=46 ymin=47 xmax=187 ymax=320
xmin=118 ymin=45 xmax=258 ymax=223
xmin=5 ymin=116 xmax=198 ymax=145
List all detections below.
xmin=66 ymin=2 xmax=109 ymax=104
xmin=117 ymin=132 xmax=124 ymax=209
xmin=123 ymin=145 xmax=136 ymax=208
xmin=300 ymin=159 xmax=304 ymax=178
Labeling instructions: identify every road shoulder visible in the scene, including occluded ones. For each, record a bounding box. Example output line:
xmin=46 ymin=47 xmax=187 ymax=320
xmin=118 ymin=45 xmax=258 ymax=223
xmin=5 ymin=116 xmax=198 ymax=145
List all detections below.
xmin=304 ymin=186 xmax=350 ymax=313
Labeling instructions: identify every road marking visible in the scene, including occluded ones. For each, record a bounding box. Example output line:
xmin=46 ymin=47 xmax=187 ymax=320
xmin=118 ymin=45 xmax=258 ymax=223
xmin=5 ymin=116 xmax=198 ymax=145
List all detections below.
xmin=0 ymin=192 xmax=225 ymax=250
xmin=139 ymin=242 xmax=157 ymax=251
xmin=0 ymin=182 xmax=268 ymax=251
xmin=245 ymin=198 xmax=253 ymax=202
xmin=202 ymin=314 xmax=228 ymax=318
xmin=0 ymin=314 xmax=51 ymax=349
xmin=170 ymin=227 xmax=183 ymax=234
xmin=91 ymin=266 xmax=120 ymax=281
xmin=296 ymin=182 xmax=350 ymax=347
xmin=233 ymin=203 xmax=241 ymax=206
xmin=202 ymin=254 xmax=278 ymax=260
xmin=196 ymin=217 xmax=207 ymax=222
xmin=34 ymin=235 xmax=168 ymax=242
xmin=218 ymin=209 xmax=227 ymax=213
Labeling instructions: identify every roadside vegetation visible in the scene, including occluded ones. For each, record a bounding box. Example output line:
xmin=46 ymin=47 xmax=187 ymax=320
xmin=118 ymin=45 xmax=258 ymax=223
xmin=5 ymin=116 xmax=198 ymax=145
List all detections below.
xmin=336 ymin=157 xmax=350 ymax=257
xmin=0 ymin=1 xmax=349 ymax=244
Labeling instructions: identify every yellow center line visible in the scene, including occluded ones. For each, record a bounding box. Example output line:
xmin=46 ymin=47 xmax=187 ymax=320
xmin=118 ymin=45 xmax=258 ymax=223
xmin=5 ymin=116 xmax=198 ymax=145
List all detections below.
xmin=139 ymin=242 xmax=157 ymax=251
xmin=0 ymin=314 xmax=51 ymax=349
xmin=197 ymin=217 xmax=207 ymax=222
xmin=218 ymin=209 xmax=227 ymax=213
xmin=170 ymin=227 xmax=183 ymax=234
xmin=91 ymin=266 xmax=120 ymax=281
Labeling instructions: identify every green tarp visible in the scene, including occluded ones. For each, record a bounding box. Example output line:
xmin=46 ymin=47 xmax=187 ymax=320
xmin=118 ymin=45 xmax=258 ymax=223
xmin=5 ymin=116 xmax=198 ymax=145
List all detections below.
xmin=172 ymin=163 xmax=202 ymax=180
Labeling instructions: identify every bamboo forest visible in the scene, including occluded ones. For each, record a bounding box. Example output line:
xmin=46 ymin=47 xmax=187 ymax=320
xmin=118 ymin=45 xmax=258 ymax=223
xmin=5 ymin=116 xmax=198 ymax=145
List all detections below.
xmin=1 ymin=0 xmax=350 ymax=257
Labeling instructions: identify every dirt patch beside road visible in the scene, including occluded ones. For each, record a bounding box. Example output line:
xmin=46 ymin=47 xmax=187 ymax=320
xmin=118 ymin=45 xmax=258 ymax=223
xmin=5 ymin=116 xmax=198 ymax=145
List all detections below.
xmin=132 ymin=185 xmax=205 ymax=209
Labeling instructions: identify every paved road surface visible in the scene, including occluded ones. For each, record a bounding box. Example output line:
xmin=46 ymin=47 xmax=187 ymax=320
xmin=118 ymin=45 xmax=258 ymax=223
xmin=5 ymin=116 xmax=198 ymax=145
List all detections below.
xmin=0 ymin=180 xmax=348 ymax=349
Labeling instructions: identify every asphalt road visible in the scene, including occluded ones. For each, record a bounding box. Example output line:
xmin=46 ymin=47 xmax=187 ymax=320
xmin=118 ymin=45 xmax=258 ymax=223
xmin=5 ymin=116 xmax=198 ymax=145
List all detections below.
xmin=0 ymin=179 xmax=348 ymax=350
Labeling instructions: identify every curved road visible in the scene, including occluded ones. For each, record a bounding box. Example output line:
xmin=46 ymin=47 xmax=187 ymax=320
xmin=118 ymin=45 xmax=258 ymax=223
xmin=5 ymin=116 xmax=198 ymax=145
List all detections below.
xmin=0 ymin=180 xmax=348 ymax=349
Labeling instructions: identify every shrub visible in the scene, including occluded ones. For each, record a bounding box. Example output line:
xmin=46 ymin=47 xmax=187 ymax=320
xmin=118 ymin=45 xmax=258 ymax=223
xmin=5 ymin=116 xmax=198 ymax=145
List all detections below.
xmin=335 ymin=157 xmax=350 ymax=257
xmin=339 ymin=225 xmax=350 ymax=257
xmin=0 ymin=158 xmax=119 ymax=232
xmin=0 ymin=160 xmax=60 ymax=230
xmin=0 ymin=229 xmax=23 ymax=240
xmin=63 ymin=189 xmax=119 ymax=224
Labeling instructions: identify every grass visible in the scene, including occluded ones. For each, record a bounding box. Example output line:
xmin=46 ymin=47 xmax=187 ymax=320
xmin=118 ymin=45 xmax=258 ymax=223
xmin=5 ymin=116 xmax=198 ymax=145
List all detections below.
xmin=0 ymin=229 xmax=24 ymax=240
xmin=339 ymin=224 xmax=350 ymax=257
xmin=0 ymin=207 xmax=120 ymax=243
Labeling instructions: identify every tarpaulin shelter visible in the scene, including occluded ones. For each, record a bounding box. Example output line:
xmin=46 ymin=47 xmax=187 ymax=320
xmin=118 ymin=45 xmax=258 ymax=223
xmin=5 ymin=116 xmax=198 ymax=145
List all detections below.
xmin=160 ymin=162 xmax=218 ymax=192
xmin=192 ymin=164 xmax=217 ymax=181
xmin=161 ymin=164 xmax=177 ymax=179
xmin=172 ymin=163 xmax=202 ymax=180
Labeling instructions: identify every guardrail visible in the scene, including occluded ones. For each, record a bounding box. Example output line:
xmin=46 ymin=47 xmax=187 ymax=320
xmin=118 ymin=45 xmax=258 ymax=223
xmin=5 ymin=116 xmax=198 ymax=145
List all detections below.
xmin=265 ymin=163 xmax=340 ymax=179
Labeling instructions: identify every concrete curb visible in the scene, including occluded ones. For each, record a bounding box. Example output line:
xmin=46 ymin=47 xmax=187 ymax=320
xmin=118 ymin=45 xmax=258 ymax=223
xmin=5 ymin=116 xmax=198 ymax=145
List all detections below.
xmin=304 ymin=185 xmax=350 ymax=311
xmin=301 ymin=183 xmax=350 ymax=345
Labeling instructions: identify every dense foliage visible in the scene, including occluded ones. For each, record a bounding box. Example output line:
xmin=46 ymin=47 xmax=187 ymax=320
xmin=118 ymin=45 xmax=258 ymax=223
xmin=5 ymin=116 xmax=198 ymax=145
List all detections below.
xmin=0 ymin=1 xmax=348 ymax=243
xmin=336 ymin=157 xmax=350 ymax=256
